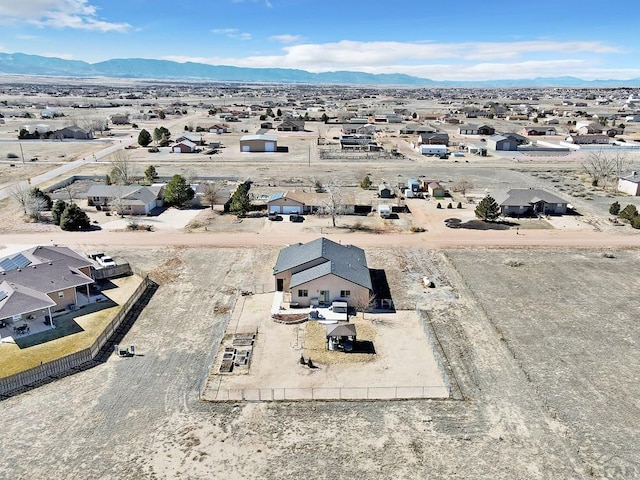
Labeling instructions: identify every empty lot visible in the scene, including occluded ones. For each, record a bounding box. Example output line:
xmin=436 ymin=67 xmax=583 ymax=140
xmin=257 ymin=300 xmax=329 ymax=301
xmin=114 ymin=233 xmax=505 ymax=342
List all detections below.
xmin=0 ymin=245 xmax=637 ymax=479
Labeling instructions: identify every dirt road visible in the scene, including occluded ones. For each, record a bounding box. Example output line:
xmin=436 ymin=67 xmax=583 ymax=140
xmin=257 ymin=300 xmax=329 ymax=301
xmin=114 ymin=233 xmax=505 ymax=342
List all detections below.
xmin=1 ymin=226 xmax=638 ymax=252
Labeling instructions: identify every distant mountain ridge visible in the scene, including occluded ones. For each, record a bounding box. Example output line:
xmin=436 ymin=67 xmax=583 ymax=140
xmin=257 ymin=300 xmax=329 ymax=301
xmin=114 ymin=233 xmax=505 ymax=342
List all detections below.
xmin=0 ymin=52 xmax=639 ymax=87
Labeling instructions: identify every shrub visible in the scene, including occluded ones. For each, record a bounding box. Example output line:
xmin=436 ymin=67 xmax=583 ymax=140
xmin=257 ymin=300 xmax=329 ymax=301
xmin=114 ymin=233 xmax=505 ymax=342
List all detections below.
xmin=447 ymin=202 xmax=453 ymax=209
xmin=436 ymin=203 xmax=442 ymax=209
xmin=632 ymin=215 xmax=640 ymax=229
xmin=457 ymin=202 xmax=462 ymax=209
xmin=409 ymin=226 xmax=426 ymax=233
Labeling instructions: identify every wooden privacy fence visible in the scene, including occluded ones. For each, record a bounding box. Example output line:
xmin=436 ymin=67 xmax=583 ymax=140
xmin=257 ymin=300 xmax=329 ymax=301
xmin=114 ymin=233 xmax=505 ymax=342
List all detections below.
xmin=0 ymin=275 xmax=154 ymax=398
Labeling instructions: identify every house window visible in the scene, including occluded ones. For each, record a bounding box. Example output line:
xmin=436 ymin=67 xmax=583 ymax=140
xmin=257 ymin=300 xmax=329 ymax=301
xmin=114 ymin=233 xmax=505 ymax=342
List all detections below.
xmin=340 ymin=290 xmax=351 ymax=298
xmin=92 ymin=196 xmax=101 ymax=202
xmin=58 ymin=292 xmax=64 ymax=298
xmin=298 ymin=289 xmax=308 ymax=297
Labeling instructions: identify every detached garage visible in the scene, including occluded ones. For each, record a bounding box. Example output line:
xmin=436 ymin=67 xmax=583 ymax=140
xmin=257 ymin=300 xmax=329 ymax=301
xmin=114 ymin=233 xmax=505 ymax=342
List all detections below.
xmin=240 ymin=134 xmax=278 ymax=153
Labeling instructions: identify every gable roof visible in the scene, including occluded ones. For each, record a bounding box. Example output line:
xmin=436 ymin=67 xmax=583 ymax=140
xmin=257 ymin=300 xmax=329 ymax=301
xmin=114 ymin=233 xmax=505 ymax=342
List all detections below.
xmin=0 ymin=280 xmax=56 ymax=319
xmin=326 ymin=323 xmax=357 ymax=337
xmin=494 ymin=189 xmax=567 ymax=207
xmin=274 ymin=237 xmax=372 ymax=290
xmin=619 ymin=172 xmax=640 ymax=183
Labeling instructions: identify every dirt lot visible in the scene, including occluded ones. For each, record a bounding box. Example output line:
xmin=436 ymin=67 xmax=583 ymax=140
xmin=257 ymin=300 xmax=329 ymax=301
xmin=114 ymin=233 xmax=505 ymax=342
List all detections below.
xmin=202 ymin=293 xmax=449 ymax=401
xmin=0 ymin=245 xmax=637 ymax=478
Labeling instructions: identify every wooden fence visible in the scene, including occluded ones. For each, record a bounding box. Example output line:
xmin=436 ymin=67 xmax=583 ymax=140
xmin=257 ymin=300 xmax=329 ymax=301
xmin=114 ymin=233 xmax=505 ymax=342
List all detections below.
xmin=0 ymin=275 xmax=154 ymax=398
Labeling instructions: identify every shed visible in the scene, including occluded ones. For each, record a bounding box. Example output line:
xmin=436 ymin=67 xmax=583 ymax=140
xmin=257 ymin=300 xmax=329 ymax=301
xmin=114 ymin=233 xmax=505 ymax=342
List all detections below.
xmin=240 ymin=134 xmax=278 ymax=153
xmin=378 ymin=183 xmax=394 ymax=198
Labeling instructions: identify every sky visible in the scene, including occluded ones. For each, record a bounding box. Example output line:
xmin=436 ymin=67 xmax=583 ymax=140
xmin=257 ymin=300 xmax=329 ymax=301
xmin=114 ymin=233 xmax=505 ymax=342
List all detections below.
xmin=0 ymin=0 xmax=639 ymax=81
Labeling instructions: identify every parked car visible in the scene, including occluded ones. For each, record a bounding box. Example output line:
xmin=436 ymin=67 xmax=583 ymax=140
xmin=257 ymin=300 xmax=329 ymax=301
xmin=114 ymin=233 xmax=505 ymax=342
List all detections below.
xmin=268 ymin=214 xmax=283 ymax=221
xmin=289 ymin=214 xmax=304 ymax=222
xmin=96 ymin=255 xmax=116 ymax=267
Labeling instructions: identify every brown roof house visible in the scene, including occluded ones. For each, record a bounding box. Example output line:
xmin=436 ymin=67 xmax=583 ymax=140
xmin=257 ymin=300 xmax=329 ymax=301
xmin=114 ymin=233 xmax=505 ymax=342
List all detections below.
xmin=0 ymin=246 xmax=94 ymax=338
xmin=273 ymin=237 xmax=372 ymax=307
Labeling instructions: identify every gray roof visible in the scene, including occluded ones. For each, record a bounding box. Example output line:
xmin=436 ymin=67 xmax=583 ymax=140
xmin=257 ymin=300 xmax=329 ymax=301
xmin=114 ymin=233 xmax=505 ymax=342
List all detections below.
xmin=27 ymin=245 xmax=92 ymax=269
xmin=0 ymin=245 xmax=92 ymax=272
xmin=0 ymin=258 xmax=93 ymax=319
xmin=619 ymin=173 xmax=640 ymax=184
xmin=0 ymin=280 xmax=56 ymax=319
xmin=274 ymin=237 xmax=372 ymax=290
xmin=326 ymin=323 xmax=357 ymax=337
xmin=85 ymin=185 xmax=162 ymax=205
xmin=0 ymin=261 xmax=93 ymax=294
xmin=494 ymin=189 xmax=567 ymax=207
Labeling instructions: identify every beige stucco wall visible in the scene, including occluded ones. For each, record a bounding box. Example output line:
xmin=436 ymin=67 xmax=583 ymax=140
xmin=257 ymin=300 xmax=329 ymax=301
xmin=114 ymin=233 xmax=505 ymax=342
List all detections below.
xmin=290 ymin=274 xmax=368 ymax=307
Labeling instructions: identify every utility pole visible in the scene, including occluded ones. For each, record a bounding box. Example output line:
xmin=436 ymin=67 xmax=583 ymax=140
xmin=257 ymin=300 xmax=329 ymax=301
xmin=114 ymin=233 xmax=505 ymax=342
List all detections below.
xmin=19 ymin=143 xmax=25 ymax=164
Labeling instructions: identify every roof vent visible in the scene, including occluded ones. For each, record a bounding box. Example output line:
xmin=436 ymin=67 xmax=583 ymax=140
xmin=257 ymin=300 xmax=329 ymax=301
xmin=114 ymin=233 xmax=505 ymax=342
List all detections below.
xmin=633 ymin=171 xmax=638 ymax=176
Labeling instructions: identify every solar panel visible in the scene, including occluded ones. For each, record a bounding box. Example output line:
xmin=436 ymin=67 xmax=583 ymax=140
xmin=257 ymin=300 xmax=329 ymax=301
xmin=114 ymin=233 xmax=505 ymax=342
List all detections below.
xmin=11 ymin=254 xmax=31 ymax=268
xmin=0 ymin=290 xmax=7 ymax=302
xmin=0 ymin=258 xmax=15 ymax=271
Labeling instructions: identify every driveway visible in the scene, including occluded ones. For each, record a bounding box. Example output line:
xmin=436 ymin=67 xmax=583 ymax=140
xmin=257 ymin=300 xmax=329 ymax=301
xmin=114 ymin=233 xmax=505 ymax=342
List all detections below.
xmin=99 ymin=207 xmax=202 ymax=231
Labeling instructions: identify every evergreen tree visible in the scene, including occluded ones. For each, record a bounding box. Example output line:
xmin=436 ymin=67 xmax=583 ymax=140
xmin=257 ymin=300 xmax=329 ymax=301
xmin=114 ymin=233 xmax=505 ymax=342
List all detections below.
xmin=60 ymin=203 xmax=90 ymax=231
xmin=474 ymin=195 xmax=500 ymax=221
xmin=360 ymin=175 xmax=372 ymax=189
xmin=138 ymin=128 xmax=152 ymax=147
xmin=230 ymin=182 xmax=252 ymax=215
xmin=153 ymin=126 xmax=171 ymax=146
xmin=163 ymin=174 xmax=195 ymax=208
xmin=619 ymin=204 xmax=638 ymax=221
xmin=609 ymin=201 xmax=621 ymax=216
xmin=52 ymin=199 xmax=67 ymax=226
xmin=144 ymin=165 xmax=158 ymax=184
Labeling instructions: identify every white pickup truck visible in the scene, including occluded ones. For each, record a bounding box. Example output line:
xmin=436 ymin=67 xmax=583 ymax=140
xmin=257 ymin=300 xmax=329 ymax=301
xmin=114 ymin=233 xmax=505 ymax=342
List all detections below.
xmin=95 ymin=255 xmax=116 ymax=267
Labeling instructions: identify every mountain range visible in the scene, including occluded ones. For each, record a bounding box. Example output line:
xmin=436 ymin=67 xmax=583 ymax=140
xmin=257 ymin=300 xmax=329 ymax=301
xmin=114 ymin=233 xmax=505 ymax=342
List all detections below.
xmin=1 ymin=52 xmax=639 ymax=88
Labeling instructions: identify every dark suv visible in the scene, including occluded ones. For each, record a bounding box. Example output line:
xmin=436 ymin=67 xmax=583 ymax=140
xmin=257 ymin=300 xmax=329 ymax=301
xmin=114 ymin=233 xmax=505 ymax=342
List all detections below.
xmin=289 ymin=214 xmax=304 ymax=222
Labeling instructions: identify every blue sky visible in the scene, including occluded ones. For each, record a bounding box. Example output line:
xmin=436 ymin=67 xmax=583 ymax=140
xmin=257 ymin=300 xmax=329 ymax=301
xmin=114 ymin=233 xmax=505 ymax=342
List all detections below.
xmin=0 ymin=0 xmax=638 ymax=81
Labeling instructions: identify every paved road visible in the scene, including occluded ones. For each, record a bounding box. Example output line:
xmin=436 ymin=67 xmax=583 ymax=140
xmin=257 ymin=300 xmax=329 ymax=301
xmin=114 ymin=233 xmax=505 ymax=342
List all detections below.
xmin=0 ymin=114 xmax=199 ymax=201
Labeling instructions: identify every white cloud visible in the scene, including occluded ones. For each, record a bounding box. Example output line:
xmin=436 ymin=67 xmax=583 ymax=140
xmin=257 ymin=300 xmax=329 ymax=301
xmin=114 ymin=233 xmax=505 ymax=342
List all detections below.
xmin=270 ymin=34 xmax=302 ymax=44
xmin=232 ymin=0 xmax=272 ymax=6
xmin=211 ymin=28 xmax=252 ymax=40
xmin=0 ymin=0 xmax=131 ymax=32
xmin=161 ymin=39 xmax=635 ymax=81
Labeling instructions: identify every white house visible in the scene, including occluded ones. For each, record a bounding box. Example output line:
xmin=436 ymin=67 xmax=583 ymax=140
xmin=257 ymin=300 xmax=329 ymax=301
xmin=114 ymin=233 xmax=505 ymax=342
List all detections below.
xmin=618 ymin=172 xmax=640 ymax=196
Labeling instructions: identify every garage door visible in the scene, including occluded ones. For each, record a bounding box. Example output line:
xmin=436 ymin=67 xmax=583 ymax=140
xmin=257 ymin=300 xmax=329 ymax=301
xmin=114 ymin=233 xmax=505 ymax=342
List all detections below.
xmin=265 ymin=142 xmax=276 ymax=152
xmin=282 ymin=205 xmax=302 ymax=214
xmin=242 ymin=145 xmax=250 ymax=152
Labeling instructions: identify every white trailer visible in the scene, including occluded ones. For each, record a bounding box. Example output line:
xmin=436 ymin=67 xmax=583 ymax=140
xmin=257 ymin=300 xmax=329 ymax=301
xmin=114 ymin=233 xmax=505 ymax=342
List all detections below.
xmin=378 ymin=204 xmax=392 ymax=218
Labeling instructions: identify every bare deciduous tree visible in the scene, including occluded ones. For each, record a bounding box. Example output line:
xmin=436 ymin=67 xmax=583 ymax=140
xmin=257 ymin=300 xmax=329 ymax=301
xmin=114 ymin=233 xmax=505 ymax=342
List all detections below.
xmin=26 ymin=195 xmax=48 ymax=221
xmin=109 ymin=185 xmax=127 ymax=218
xmin=109 ymin=150 xmax=136 ymax=185
xmin=322 ymin=179 xmax=344 ymax=227
xmin=352 ymin=290 xmax=377 ymax=320
xmin=582 ymin=149 xmax=618 ymax=189
xmin=453 ymin=177 xmax=474 ymax=197
xmin=11 ymin=184 xmax=30 ymax=215
xmin=200 ymin=181 xmax=223 ymax=210
xmin=61 ymin=181 xmax=82 ymax=202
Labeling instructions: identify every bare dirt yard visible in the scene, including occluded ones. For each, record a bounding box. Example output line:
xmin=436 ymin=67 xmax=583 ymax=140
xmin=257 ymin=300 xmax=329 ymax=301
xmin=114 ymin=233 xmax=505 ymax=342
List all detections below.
xmin=0 ymin=244 xmax=637 ymax=479
xmin=202 ymin=293 xmax=449 ymax=401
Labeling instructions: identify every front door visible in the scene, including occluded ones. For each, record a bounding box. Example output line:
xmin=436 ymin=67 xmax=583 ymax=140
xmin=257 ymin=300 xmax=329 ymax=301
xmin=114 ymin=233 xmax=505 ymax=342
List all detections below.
xmin=276 ymin=279 xmax=284 ymax=292
xmin=319 ymin=290 xmax=330 ymax=304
